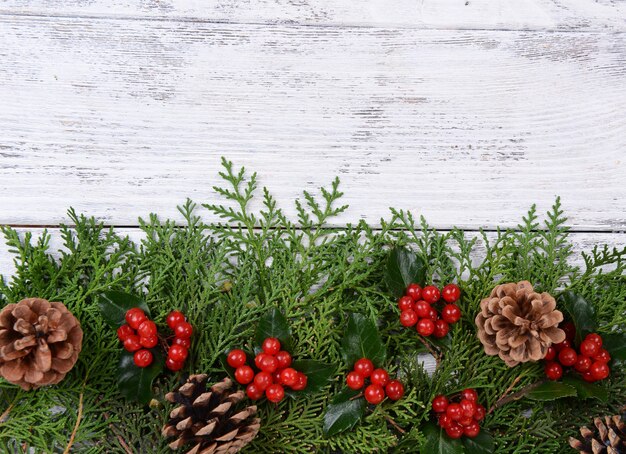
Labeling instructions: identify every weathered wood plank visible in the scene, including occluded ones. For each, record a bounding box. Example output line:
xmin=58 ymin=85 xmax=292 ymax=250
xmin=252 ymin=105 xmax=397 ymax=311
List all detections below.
xmin=0 ymin=0 xmax=625 ymax=31
xmin=0 ymin=17 xmax=625 ymax=230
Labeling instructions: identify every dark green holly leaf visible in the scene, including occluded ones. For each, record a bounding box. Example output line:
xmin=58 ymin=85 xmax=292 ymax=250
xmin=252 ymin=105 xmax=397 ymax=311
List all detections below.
xmin=558 ymin=292 xmax=596 ymax=343
xmin=292 ymin=360 xmax=335 ymax=396
xmin=463 ymin=429 xmax=494 ymax=454
xmin=526 ymin=381 xmax=576 ymax=401
xmin=429 ymin=334 xmax=452 ymax=350
xmin=254 ymin=307 xmax=292 ymax=349
xmin=323 ymin=388 xmax=366 ymax=437
xmin=385 ymin=246 xmax=426 ymax=298
xmin=562 ymin=376 xmax=608 ymax=402
xmin=117 ymin=350 xmax=163 ymax=404
xmin=98 ymin=291 xmax=150 ymax=329
xmin=340 ymin=313 xmax=386 ymax=366
xmin=601 ymin=332 xmax=626 ymax=361
xmin=421 ymin=421 xmax=465 ymax=454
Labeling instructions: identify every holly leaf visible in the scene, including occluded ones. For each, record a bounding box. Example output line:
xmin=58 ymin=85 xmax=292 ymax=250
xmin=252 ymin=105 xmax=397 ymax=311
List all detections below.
xmin=340 ymin=313 xmax=386 ymax=366
xmin=385 ymin=246 xmax=426 ymax=298
xmin=98 ymin=291 xmax=150 ymax=329
xmin=562 ymin=376 xmax=608 ymax=402
xmin=421 ymin=421 xmax=465 ymax=454
xmin=117 ymin=350 xmax=163 ymax=404
xmin=323 ymin=388 xmax=366 ymax=437
xmin=291 ymin=360 xmax=335 ymax=396
xmin=254 ymin=307 xmax=292 ymax=349
xmin=526 ymin=381 xmax=576 ymax=401
xmin=601 ymin=332 xmax=626 ymax=362
xmin=463 ymin=429 xmax=494 ymax=454
xmin=558 ymin=292 xmax=596 ymax=343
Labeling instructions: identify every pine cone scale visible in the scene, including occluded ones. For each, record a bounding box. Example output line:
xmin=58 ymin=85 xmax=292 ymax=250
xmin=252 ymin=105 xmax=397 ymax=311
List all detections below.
xmin=570 ymin=415 xmax=625 ymax=454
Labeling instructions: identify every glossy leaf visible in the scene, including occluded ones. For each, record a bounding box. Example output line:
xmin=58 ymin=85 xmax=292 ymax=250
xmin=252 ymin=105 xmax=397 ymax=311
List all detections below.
xmin=323 ymin=388 xmax=366 ymax=437
xmin=526 ymin=381 xmax=576 ymax=401
xmin=601 ymin=332 xmax=626 ymax=361
xmin=562 ymin=376 xmax=608 ymax=402
xmin=384 ymin=246 xmax=426 ymax=298
xmin=558 ymin=292 xmax=596 ymax=343
xmin=421 ymin=421 xmax=465 ymax=454
xmin=340 ymin=313 xmax=386 ymax=366
xmin=463 ymin=429 xmax=494 ymax=454
xmin=292 ymin=360 xmax=335 ymax=395
xmin=117 ymin=350 xmax=163 ymax=404
xmin=98 ymin=291 xmax=150 ymax=329
xmin=254 ymin=307 xmax=292 ymax=348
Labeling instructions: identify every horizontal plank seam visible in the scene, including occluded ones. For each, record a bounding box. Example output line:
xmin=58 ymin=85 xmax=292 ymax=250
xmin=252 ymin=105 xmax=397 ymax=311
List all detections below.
xmin=1 ymin=10 xmax=625 ymax=34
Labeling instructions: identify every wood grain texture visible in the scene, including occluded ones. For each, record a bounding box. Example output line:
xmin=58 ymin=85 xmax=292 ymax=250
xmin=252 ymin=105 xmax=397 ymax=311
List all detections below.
xmin=1 ymin=0 xmax=625 ymax=31
xmin=1 ymin=16 xmax=624 ymax=230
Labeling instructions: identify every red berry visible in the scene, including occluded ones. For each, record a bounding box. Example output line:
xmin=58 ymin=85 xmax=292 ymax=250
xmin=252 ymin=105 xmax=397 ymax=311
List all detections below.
xmin=461 ymin=388 xmax=478 ymax=402
xmin=458 ymin=415 xmax=474 ymax=427
xmin=398 ymin=296 xmax=414 ymax=312
xmin=136 ymin=320 xmax=157 ymax=339
xmin=117 ymin=324 xmax=134 ymax=341
xmin=253 ymin=371 xmax=274 ymax=391
xmin=165 ymin=357 xmax=184 ymax=371
xmin=255 ymin=353 xmax=267 ymax=369
xmin=590 ymin=361 xmax=610 ymax=381
xmin=125 ymin=308 xmax=147 ymax=330
xmin=346 ymin=371 xmax=365 ymax=390
xmin=594 ymin=349 xmax=611 ymax=363
xmin=460 ymin=399 xmax=477 ymax=418
xmin=275 ymin=350 xmax=292 ymax=369
xmin=406 ymin=284 xmax=422 ymax=301
xmin=246 ymin=383 xmax=264 ymax=400
xmin=445 ymin=422 xmax=463 ymax=439
xmin=545 ymin=361 xmax=563 ymax=381
xmin=585 ymin=333 xmax=603 ymax=347
xmin=582 ymin=371 xmax=595 ymax=382
xmin=427 ymin=307 xmax=438 ymax=321
xmin=441 ymin=304 xmax=461 ymax=324
xmin=554 ymin=339 xmax=572 ymax=352
xmin=266 ymin=384 xmax=285 ymax=403
xmin=272 ymin=371 xmax=281 ymax=383
xmin=446 ymin=403 xmax=462 ymax=421
xmin=562 ymin=322 xmax=576 ymax=341
xmin=433 ymin=320 xmax=450 ymax=338
xmin=416 ymin=318 xmax=435 ymax=337
xmin=262 ymin=337 xmax=281 ymax=355
xmin=227 ymin=349 xmax=247 ymax=368
xmin=442 ymin=284 xmax=461 ymax=303
xmin=353 ymin=358 xmax=374 ymax=378
xmin=422 ymin=286 xmax=441 ymax=304
xmin=235 ymin=365 xmax=254 ymax=384
xmin=463 ymin=421 xmax=481 ymax=438
xmin=168 ymin=344 xmax=188 ymax=362
xmin=166 ymin=310 xmax=186 ymax=330
xmin=431 ymin=395 xmax=449 ymax=413
xmin=258 ymin=354 xmax=278 ymax=373
xmin=370 ymin=368 xmax=389 ymax=387
xmin=364 ymin=384 xmax=385 ymax=405
xmin=438 ymin=414 xmax=453 ymax=428
xmin=558 ymin=347 xmax=577 ymax=367
xmin=544 ymin=346 xmax=556 ymax=361
xmin=579 ymin=339 xmax=600 ymax=358
xmin=279 ymin=368 xmax=298 ymax=387
xmin=414 ymin=300 xmax=431 ymax=318
xmin=173 ymin=337 xmax=191 ymax=349
xmin=474 ymin=404 xmax=486 ymax=422
xmin=385 ymin=380 xmax=404 ymax=401
xmin=574 ymin=355 xmax=592 ymax=373
xmin=140 ymin=335 xmax=158 ymax=349
xmin=400 ymin=309 xmax=418 ymax=327
xmin=123 ymin=335 xmax=142 ymax=352
xmin=133 ymin=349 xmax=153 ymax=368
xmin=291 ymin=372 xmax=308 ymax=391
xmin=174 ymin=322 xmax=193 ymax=339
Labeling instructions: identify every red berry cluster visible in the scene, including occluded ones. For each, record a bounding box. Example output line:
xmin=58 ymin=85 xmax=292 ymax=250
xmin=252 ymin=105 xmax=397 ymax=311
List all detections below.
xmin=345 ymin=358 xmax=404 ymax=404
xmin=431 ymin=389 xmax=485 ymax=439
xmin=398 ymin=283 xmax=462 ymax=338
xmin=544 ymin=330 xmax=611 ymax=383
xmin=227 ymin=337 xmax=308 ymax=403
xmin=164 ymin=310 xmax=193 ymax=371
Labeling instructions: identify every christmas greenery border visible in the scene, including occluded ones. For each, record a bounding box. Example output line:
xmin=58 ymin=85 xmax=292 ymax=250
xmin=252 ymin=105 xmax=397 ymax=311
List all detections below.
xmin=0 ymin=158 xmax=624 ymax=453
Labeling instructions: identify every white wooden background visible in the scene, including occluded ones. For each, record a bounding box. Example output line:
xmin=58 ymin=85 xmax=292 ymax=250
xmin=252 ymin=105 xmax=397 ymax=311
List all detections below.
xmin=1 ymin=0 xmax=625 ymax=277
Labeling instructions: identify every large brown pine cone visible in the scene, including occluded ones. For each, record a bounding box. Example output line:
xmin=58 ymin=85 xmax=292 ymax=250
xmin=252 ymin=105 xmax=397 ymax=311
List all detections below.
xmin=475 ymin=281 xmax=566 ymax=367
xmin=0 ymin=298 xmax=83 ymax=390
xmin=569 ymin=414 xmax=625 ymax=454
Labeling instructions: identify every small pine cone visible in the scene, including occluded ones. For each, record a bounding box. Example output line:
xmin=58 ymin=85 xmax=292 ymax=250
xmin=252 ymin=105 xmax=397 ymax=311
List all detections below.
xmin=0 ymin=298 xmax=83 ymax=390
xmin=475 ymin=281 xmax=566 ymax=367
xmin=569 ymin=415 xmax=626 ymax=454
xmin=162 ymin=375 xmax=260 ymax=454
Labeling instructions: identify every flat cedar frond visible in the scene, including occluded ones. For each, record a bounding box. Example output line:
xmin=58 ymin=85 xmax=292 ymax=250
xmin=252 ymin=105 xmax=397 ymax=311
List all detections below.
xmin=0 ymin=161 xmax=623 ymax=453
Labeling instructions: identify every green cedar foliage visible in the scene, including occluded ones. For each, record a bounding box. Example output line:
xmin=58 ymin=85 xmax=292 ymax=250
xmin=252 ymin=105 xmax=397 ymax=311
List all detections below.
xmin=0 ymin=158 xmax=623 ymax=453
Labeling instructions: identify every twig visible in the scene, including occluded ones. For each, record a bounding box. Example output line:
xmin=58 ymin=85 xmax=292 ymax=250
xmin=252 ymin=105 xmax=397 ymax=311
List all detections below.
xmin=103 ymin=412 xmax=133 ymax=454
xmin=384 ymin=414 xmax=406 ymax=434
xmin=488 ymin=379 xmax=544 ymax=414
xmin=0 ymin=398 xmax=16 ymax=423
xmin=349 ymin=392 xmax=364 ymax=401
xmin=418 ymin=337 xmax=441 ymax=366
xmin=63 ymin=380 xmax=86 ymax=454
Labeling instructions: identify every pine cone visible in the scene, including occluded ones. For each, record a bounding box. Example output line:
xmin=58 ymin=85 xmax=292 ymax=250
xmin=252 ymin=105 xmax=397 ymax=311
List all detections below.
xmin=569 ymin=414 xmax=625 ymax=454
xmin=163 ymin=375 xmax=260 ymax=454
xmin=0 ymin=298 xmax=83 ymax=390
xmin=475 ymin=281 xmax=566 ymax=367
